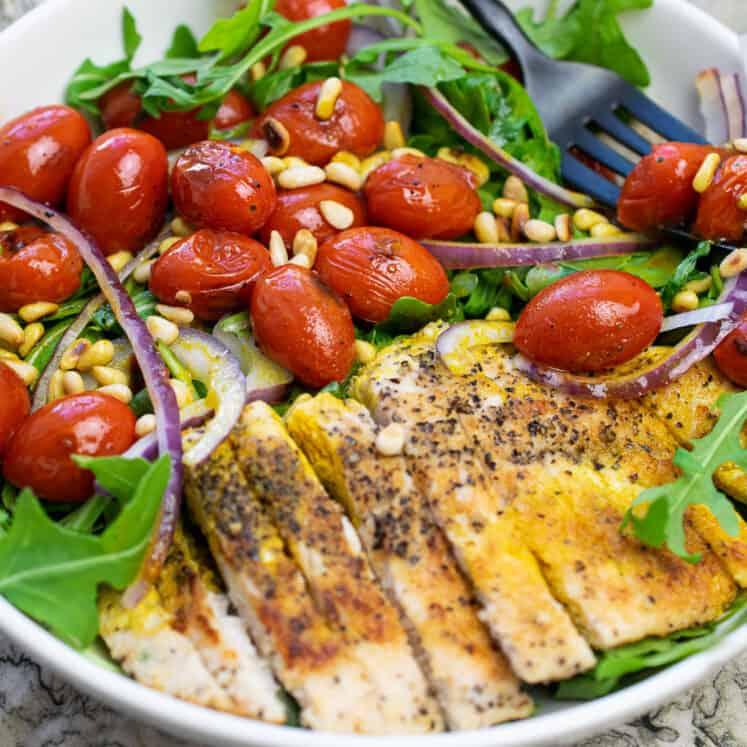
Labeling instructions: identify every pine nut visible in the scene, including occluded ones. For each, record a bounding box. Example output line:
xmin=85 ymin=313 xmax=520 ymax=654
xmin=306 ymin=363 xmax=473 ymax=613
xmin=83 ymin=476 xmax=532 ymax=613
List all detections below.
xmin=495 ymin=216 xmax=511 ymax=242
xmin=319 ymin=200 xmax=354 ymax=230
xmin=135 ymin=414 xmax=157 ymax=437
xmin=693 ymin=153 xmax=721 ymax=193
xmin=77 ymin=339 xmax=115 ymax=371
xmin=590 ymin=222 xmax=623 ymax=238
xmin=159 ymin=236 xmax=181 ymax=255
xmin=156 ymin=304 xmax=194 ymax=326
xmin=92 ymin=366 xmax=128 ymax=387
xmin=0 ymin=349 xmax=18 ymax=361
xmin=277 ymin=165 xmax=326 ymax=190
xmin=283 ymin=156 xmax=308 ymax=170
xmin=376 ymin=422 xmax=406 ymax=456
xmin=170 ymin=217 xmax=194 ymax=237
xmin=734 ymin=138 xmax=747 ymax=154
xmin=720 ymin=248 xmax=747 ymax=278
xmin=98 ymin=383 xmax=133 ymax=404
xmin=684 ymin=276 xmax=713 ymax=294
xmin=671 ymin=290 xmax=699 ymax=312
xmin=240 ymin=138 xmax=268 ymax=159
xmin=436 ymin=147 xmax=460 ymax=164
xmin=108 ymin=251 xmax=134 ymax=273
xmin=146 ymin=315 xmax=180 ymax=346
xmin=0 ymin=221 xmax=19 ymax=231
xmin=60 ymin=339 xmax=91 ymax=371
xmin=250 ymin=62 xmax=266 ymax=82
xmin=503 ymin=175 xmax=529 ymax=203
xmin=511 ymin=203 xmax=530 ymax=241
xmin=331 ymin=151 xmax=361 ymax=171
xmin=18 ymin=302 xmax=59 ymax=323
xmin=360 ymin=152 xmax=391 ymax=181
xmin=261 ymin=117 xmax=291 ymax=156
xmin=133 ymin=260 xmax=154 ymax=284
xmin=523 ymin=219 xmax=557 ymax=243
xmin=486 ymin=307 xmax=511 ymax=322
xmin=474 ymin=212 xmax=499 ymax=243
xmin=292 ymin=229 xmax=318 ymax=264
xmin=170 ymin=379 xmax=193 ymax=409
xmin=62 ymin=370 xmax=85 ymax=395
xmin=573 ymin=208 xmax=608 ymax=231
xmin=280 ymin=44 xmax=307 ymax=70
xmin=48 ymin=370 xmax=65 ymax=401
xmin=4 ymin=359 xmax=38 ymax=386
xmin=175 ymin=290 xmax=192 ymax=305
xmin=554 ymin=213 xmax=572 ymax=242
xmin=325 ymin=162 xmax=362 ymax=192
xmin=19 ymin=323 xmax=44 ymax=358
xmin=738 ymin=194 xmax=747 ymax=211
xmin=0 ymin=313 xmax=24 ymax=349
xmin=269 ymin=231 xmax=289 ymax=267
xmin=384 ymin=121 xmax=405 ymax=150
xmin=391 ymin=147 xmax=425 ymax=159
xmin=354 ymin=339 xmax=377 ymax=364
xmin=457 ymin=153 xmax=490 ymax=187
xmin=289 ymin=253 xmax=312 ymax=268
xmin=315 ymin=76 xmax=343 ymax=120
xmin=261 ymin=156 xmax=286 ymax=176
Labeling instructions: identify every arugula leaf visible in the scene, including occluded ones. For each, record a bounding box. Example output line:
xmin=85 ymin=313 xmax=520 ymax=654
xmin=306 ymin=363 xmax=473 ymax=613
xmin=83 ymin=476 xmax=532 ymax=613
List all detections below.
xmin=198 ymin=0 xmax=273 ymax=61
xmin=122 ymin=7 xmax=143 ymax=61
xmin=248 ymin=61 xmax=338 ymax=110
xmin=517 ymin=0 xmax=652 ymax=87
xmin=166 ymin=25 xmax=199 ymax=59
xmin=660 ymin=241 xmax=711 ymax=311
xmin=0 ymin=455 xmax=170 ymax=649
xmin=375 ymin=293 xmax=459 ymax=335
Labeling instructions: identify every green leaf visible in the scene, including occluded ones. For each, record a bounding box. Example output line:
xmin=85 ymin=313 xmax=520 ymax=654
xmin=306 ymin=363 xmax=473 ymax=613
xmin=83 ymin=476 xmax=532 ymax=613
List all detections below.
xmin=248 ymin=61 xmax=339 ymax=110
xmin=375 ymin=293 xmax=459 ymax=336
xmin=0 ymin=455 xmax=170 ymax=649
xmin=660 ymin=241 xmax=711 ymax=311
xmin=198 ymin=0 xmax=273 ymax=61
xmin=122 ymin=7 xmax=143 ymax=61
xmin=166 ymin=25 xmax=199 ymax=59
xmin=72 ymin=456 xmax=150 ymax=503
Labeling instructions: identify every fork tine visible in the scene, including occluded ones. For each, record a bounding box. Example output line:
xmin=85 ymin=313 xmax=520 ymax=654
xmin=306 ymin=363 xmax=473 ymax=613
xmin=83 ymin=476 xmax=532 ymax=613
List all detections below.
xmin=620 ymin=87 xmax=708 ymax=144
xmin=571 ymin=129 xmax=635 ymax=176
xmin=561 ymin=152 xmax=621 ymax=208
xmin=595 ymin=111 xmax=652 ymax=156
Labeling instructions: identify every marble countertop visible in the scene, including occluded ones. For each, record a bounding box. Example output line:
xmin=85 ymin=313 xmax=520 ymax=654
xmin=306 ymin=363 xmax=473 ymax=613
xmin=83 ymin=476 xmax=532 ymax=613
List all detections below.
xmin=2 ymin=1 xmax=747 ymax=745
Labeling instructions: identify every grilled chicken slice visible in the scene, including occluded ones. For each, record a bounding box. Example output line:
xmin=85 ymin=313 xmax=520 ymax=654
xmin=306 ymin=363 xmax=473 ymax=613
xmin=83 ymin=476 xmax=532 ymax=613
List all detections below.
xmin=232 ymin=402 xmax=443 ymax=733
xmin=185 ymin=440 xmax=404 ymax=734
xmin=287 ymin=393 xmax=533 ymax=729
xmin=353 ymin=328 xmax=596 ymax=683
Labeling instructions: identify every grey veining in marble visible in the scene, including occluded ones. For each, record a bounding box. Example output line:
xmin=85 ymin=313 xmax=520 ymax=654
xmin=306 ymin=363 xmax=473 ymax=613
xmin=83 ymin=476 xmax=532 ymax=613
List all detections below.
xmin=2 ymin=1 xmax=747 ymax=745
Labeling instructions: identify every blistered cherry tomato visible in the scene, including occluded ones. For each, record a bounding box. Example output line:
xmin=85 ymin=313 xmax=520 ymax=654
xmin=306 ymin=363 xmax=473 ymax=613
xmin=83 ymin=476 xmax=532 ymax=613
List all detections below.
xmin=0 ymin=105 xmax=91 ymax=223
xmin=67 ymin=128 xmax=168 ymax=256
xmin=618 ymin=142 xmax=723 ymax=232
xmin=172 ymin=140 xmax=276 ymax=235
xmin=258 ymin=183 xmax=367 ymax=248
xmin=150 ymin=229 xmax=272 ymax=320
xmin=0 ymin=363 xmax=30 ymax=462
xmin=316 ymin=227 xmax=449 ymax=323
xmin=693 ymin=155 xmax=747 ymax=242
xmin=514 ymin=270 xmax=663 ymax=373
xmin=0 ymin=225 xmax=83 ymax=312
xmin=364 ymin=155 xmax=482 ymax=240
xmin=254 ymin=81 xmax=383 ymax=165
xmin=275 ymin=0 xmax=351 ymax=62
xmin=714 ymin=314 xmax=747 ymax=387
xmin=251 ymin=265 xmax=355 ymax=387
xmin=3 ymin=392 xmax=136 ymax=502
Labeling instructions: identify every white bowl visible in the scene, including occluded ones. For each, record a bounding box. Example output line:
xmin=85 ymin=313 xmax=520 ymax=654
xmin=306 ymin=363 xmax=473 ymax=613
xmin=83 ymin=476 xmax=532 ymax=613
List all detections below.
xmin=0 ymin=1 xmax=744 ymax=745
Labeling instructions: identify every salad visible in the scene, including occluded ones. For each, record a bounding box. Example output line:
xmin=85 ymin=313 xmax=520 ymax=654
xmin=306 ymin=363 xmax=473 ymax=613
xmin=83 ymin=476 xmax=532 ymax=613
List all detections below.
xmin=2 ymin=0 xmax=747 ymax=734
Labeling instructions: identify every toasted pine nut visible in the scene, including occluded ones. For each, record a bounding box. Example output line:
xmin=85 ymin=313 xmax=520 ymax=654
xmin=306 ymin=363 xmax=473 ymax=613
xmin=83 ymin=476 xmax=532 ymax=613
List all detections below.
xmin=60 ymin=339 xmax=90 ymax=371
xmin=376 ymin=423 xmax=406 ymax=456
xmin=283 ymin=156 xmax=308 ymax=170
xmin=315 ymin=76 xmax=343 ymax=120
xmin=0 ymin=313 xmax=24 ymax=349
xmin=331 ymin=151 xmax=361 ymax=171
xmin=159 ymin=237 xmax=181 ymax=256
xmin=269 ymin=231 xmax=289 ymax=267
xmin=170 ymin=379 xmax=193 ymax=409
xmin=495 ymin=215 xmax=511 ymax=243
xmin=48 ymin=370 xmax=65 ymax=401
xmin=573 ymin=208 xmax=608 ymax=232
xmin=277 ymin=165 xmax=326 ymax=190
xmin=18 ymin=302 xmax=59 ymax=323
xmin=240 ymin=138 xmax=268 ymax=159
xmin=391 ymin=147 xmax=425 ymax=159
xmin=354 ymin=339 xmax=377 ymax=364
xmin=156 ymin=304 xmax=194 ymax=326
xmin=671 ymin=290 xmax=699 ymax=312
xmin=486 ymin=307 xmax=511 ymax=322
xmin=436 ymin=147 xmax=460 ymax=164
xmin=474 ymin=212 xmax=499 ymax=244
xmin=19 ymin=323 xmax=44 ymax=358
xmin=457 ymin=153 xmax=490 ymax=187
xmin=136 ymin=414 xmax=157 ymax=437
xmin=384 ymin=121 xmax=406 ymax=150
xmin=523 ymin=219 xmax=557 ymax=243
xmin=98 ymin=383 xmax=133 ymax=404
xmin=289 ymin=253 xmax=312 ymax=269
xmin=511 ymin=203 xmax=530 ymax=241
xmin=292 ymin=229 xmax=318 ymax=264
xmin=251 ymin=62 xmax=266 ymax=82
xmin=319 ymin=200 xmax=354 ymax=230
xmin=261 ymin=117 xmax=291 ymax=156
xmin=683 ymin=276 xmax=713 ymax=294
xmin=360 ymin=152 xmax=391 ymax=181
xmin=261 ymin=156 xmax=286 ymax=176
xmin=590 ymin=222 xmax=623 ymax=238
xmin=108 ymin=251 xmax=134 ymax=273
xmin=170 ymin=218 xmax=194 ymax=237
xmin=146 ymin=315 xmax=180 ymax=346
xmin=77 ymin=339 xmax=115 ymax=371
xmin=0 ymin=221 xmax=19 ymax=231
xmin=734 ymin=138 xmax=747 ymax=154
xmin=554 ymin=213 xmax=572 ymax=242
xmin=62 ymin=370 xmax=85 ymax=395
xmin=175 ymin=290 xmax=193 ymax=305
xmin=738 ymin=194 xmax=747 ymax=211
xmin=720 ymin=248 xmax=747 ymax=278
xmin=325 ymin=162 xmax=362 ymax=192
xmin=133 ymin=260 xmax=154 ymax=284
xmin=693 ymin=153 xmax=721 ymax=193
xmin=280 ymin=44 xmax=307 ymax=70
xmin=92 ymin=366 xmax=128 ymax=387
xmin=4 ymin=359 xmax=38 ymax=386
xmin=503 ymin=175 xmax=529 ymax=203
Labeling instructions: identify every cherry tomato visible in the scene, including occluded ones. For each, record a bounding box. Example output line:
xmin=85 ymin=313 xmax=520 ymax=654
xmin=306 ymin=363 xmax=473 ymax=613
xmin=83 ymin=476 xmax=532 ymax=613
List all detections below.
xmin=3 ymin=392 xmax=136 ymax=502
xmin=364 ymin=155 xmax=481 ymax=240
xmin=514 ymin=270 xmax=663 ymax=373
xmin=275 ymin=0 xmax=351 ymax=62
xmin=171 ymin=140 xmax=276 ymax=235
xmin=67 ymin=128 xmax=168 ymax=256
xmin=693 ymin=154 xmax=747 ymax=242
xmin=714 ymin=314 xmax=747 ymax=387
xmin=618 ymin=142 xmax=724 ymax=232
xmin=0 ymin=363 xmax=30 ymax=462
xmin=150 ymin=229 xmax=272 ymax=320
xmin=258 ymin=183 xmax=367 ymax=248
xmin=0 ymin=225 xmax=83 ymax=312
xmin=251 ymin=265 xmax=355 ymax=387
xmin=0 ymin=105 xmax=91 ymax=223
xmin=253 ymin=81 xmax=383 ymax=166
xmin=316 ymin=227 xmax=449 ymax=322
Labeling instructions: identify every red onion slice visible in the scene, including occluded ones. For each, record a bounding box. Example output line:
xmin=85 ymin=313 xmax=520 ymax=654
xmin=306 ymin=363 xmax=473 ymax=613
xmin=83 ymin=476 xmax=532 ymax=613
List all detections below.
xmin=422 ymin=234 xmax=654 ymax=269
xmin=696 ymin=68 xmax=747 ymax=144
xmin=660 ymin=302 xmax=734 ymax=333
xmin=0 ymin=188 xmax=182 ymax=584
